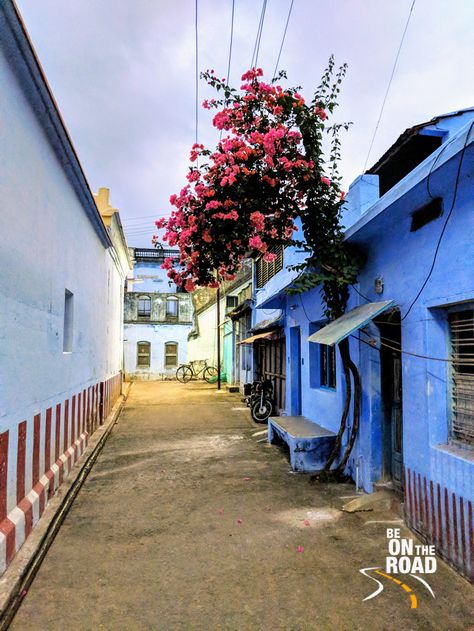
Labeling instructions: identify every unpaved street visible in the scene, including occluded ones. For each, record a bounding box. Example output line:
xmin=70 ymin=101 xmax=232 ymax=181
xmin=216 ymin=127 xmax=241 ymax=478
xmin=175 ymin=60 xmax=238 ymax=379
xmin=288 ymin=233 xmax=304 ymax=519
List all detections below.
xmin=12 ymin=382 xmax=473 ymax=630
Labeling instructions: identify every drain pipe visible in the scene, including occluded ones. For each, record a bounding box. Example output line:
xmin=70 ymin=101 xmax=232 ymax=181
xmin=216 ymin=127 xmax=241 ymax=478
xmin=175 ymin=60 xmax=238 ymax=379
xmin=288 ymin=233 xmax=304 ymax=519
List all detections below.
xmin=355 ymin=455 xmax=363 ymax=493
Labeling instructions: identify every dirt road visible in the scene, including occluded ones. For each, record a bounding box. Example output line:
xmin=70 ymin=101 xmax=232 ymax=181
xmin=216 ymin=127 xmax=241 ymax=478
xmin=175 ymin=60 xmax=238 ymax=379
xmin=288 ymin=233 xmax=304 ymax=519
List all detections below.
xmin=11 ymin=381 xmax=473 ymax=630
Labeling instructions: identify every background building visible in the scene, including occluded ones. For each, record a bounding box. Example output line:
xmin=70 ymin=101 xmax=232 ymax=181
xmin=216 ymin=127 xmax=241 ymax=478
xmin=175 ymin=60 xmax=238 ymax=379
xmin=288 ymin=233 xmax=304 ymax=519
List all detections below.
xmin=123 ymin=247 xmax=193 ymax=380
xmin=188 ymin=262 xmax=252 ymax=386
xmin=0 ymin=1 xmax=130 ymax=574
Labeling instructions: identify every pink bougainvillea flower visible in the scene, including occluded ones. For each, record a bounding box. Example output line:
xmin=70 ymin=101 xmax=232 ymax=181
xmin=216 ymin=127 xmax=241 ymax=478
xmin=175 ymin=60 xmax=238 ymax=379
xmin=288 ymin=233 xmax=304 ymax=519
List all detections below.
xmin=155 ymin=218 xmax=166 ymax=229
xmin=297 ymin=546 xmax=304 ymax=553
xmin=263 ymin=252 xmax=277 ymax=263
xmin=321 ymin=176 xmax=331 ymax=186
xmin=202 ymin=230 xmax=212 ymax=243
xmin=340 ymin=190 xmax=346 ymax=200
xmin=314 ymin=106 xmax=327 ymax=120
xmin=248 ymin=235 xmax=263 ymax=250
xmin=185 ymin=279 xmax=196 ymax=292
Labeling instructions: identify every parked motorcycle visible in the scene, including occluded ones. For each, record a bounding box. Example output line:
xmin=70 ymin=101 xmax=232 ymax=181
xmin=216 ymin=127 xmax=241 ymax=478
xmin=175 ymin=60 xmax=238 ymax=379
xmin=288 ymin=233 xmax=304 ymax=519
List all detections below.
xmin=243 ymin=379 xmax=274 ymax=423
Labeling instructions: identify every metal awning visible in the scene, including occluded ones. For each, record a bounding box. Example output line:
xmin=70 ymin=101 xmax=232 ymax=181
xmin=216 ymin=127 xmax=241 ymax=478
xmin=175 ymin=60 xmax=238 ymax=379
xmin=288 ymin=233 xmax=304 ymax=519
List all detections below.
xmin=250 ymin=313 xmax=283 ymax=333
xmin=238 ymin=331 xmax=276 ymax=345
xmin=307 ymin=300 xmax=395 ymax=346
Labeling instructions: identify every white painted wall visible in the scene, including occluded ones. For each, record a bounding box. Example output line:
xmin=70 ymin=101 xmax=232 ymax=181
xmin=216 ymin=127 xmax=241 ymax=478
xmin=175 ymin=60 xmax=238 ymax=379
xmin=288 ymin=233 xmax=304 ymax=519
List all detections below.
xmin=124 ymin=324 xmax=192 ymax=379
xmin=0 ymin=42 xmax=126 ymax=515
xmin=187 ymin=300 xmax=221 ymax=366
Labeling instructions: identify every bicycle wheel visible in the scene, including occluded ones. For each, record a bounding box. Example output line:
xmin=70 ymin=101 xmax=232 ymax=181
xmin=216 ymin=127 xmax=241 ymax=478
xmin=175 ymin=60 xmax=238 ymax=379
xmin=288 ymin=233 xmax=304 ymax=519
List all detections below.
xmin=176 ymin=365 xmax=193 ymax=383
xmin=251 ymin=398 xmax=273 ymax=423
xmin=203 ymin=366 xmax=218 ymax=383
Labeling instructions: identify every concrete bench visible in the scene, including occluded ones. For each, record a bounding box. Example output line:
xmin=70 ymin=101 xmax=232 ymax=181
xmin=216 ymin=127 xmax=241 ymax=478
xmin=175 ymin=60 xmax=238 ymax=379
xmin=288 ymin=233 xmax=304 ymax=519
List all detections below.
xmin=267 ymin=416 xmax=337 ymax=472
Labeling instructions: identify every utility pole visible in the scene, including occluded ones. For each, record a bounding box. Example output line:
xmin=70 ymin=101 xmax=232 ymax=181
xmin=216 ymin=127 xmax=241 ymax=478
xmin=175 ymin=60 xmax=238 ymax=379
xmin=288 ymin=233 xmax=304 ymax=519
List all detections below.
xmin=216 ymin=281 xmax=221 ymax=390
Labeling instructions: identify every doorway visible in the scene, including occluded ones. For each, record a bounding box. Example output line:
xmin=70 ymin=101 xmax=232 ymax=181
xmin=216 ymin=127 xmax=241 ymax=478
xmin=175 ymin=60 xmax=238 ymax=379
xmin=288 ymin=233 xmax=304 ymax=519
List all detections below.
xmin=289 ymin=326 xmax=302 ymax=416
xmin=255 ymin=334 xmax=286 ymax=414
xmin=375 ymin=309 xmax=404 ymax=491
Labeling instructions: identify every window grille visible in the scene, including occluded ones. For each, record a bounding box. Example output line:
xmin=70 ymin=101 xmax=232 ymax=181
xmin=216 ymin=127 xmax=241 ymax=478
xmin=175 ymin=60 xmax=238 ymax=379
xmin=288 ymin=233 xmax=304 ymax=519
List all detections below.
xmin=164 ymin=342 xmax=178 ymax=367
xmin=256 ymin=246 xmax=284 ymax=289
xmin=137 ymin=341 xmax=151 ymax=367
xmin=320 ymin=343 xmax=336 ymax=389
xmin=449 ymin=309 xmax=474 ymax=445
xmin=138 ymin=296 xmax=151 ymax=317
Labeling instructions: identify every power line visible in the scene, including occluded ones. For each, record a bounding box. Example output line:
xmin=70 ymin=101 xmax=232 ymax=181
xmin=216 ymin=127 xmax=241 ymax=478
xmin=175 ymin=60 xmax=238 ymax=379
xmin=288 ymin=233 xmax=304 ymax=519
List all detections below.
xmin=226 ymin=0 xmax=235 ymax=85
xmin=402 ymin=118 xmax=474 ymax=321
xmin=272 ymin=0 xmax=294 ymax=79
xmin=353 ymin=333 xmax=474 ymax=365
xmin=362 ymin=0 xmax=416 ymax=172
xmin=220 ymin=0 xmax=236 ymax=142
xmin=123 ymin=212 xmax=170 ymax=223
xmin=251 ymin=0 xmax=267 ymax=68
xmin=195 ymin=0 xmax=199 ymax=147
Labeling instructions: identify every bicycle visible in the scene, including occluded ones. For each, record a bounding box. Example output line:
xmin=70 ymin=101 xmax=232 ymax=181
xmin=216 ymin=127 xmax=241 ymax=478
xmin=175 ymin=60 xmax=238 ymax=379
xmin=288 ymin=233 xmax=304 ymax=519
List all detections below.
xmin=176 ymin=359 xmax=219 ymax=384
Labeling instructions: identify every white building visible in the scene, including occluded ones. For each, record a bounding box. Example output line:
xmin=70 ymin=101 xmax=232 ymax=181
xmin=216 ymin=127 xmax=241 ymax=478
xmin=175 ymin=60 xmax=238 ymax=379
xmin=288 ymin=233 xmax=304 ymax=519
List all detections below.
xmin=124 ymin=248 xmax=194 ymax=379
xmin=0 ymin=1 xmax=131 ymax=574
xmin=188 ymin=262 xmax=253 ymax=388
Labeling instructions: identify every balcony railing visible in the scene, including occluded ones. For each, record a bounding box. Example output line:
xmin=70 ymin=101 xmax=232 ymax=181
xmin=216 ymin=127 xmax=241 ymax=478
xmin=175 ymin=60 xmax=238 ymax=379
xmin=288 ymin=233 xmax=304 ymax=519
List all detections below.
xmin=134 ymin=247 xmax=178 ymax=262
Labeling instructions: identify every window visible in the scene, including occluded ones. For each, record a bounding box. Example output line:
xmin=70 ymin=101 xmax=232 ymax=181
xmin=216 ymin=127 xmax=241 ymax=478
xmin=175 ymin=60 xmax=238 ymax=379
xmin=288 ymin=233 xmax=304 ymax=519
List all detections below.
xmin=164 ymin=342 xmax=178 ymax=367
xmin=308 ymin=323 xmax=336 ymax=389
xmin=63 ymin=289 xmax=74 ymax=353
xmin=137 ymin=341 xmax=151 ymax=367
xmin=410 ymin=198 xmax=443 ymax=232
xmin=166 ymin=296 xmax=179 ymax=319
xmin=226 ymin=295 xmax=238 ymax=313
xmin=138 ymin=296 xmax=151 ymax=318
xmin=449 ymin=308 xmax=474 ymax=445
xmin=256 ymin=246 xmax=284 ymax=288
xmin=320 ymin=344 xmax=336 ymax=389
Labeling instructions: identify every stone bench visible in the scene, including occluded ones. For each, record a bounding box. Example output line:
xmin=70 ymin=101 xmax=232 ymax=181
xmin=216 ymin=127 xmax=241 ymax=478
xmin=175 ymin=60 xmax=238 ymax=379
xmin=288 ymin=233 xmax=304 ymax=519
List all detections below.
xmin=267 ymin=416 xmax=337 ymax=472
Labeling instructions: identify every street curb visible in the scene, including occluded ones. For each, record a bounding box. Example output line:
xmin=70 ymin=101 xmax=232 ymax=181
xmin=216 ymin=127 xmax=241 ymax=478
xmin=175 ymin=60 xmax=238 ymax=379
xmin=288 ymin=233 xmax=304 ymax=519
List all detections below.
xmin=0 ymin=382 xmax=132 ymax=630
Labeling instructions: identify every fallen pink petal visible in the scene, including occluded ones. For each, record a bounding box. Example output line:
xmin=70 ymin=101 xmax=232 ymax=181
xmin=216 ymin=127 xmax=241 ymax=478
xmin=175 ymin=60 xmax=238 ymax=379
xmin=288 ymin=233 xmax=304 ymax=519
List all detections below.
xmin=297 ymin=546 xmax=304 ymax=553
xmin=304 ymin=519 xmax=310 ymax=526
xmin=237 ymin=518 xmax=243 ymax=524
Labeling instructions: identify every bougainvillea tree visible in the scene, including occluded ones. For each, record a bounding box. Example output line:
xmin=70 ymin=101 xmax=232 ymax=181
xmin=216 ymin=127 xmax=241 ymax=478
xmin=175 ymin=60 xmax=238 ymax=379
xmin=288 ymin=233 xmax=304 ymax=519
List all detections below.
xmin=156 ymin=58 xmax=364 ymax=477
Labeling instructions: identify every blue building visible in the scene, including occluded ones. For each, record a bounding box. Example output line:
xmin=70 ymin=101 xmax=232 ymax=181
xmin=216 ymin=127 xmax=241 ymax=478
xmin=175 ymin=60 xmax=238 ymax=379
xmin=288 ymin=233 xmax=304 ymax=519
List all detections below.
xmin=252 ymin=109 xmax=474 ymax=580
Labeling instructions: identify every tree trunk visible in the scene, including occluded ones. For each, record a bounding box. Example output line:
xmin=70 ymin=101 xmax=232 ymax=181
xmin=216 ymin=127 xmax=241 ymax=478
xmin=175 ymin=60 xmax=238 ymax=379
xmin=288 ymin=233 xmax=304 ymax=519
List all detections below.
xmin=324 ymin=337 xmax=351 ymax=472
xmin=335 ymin=347 xmax=361 ymax=475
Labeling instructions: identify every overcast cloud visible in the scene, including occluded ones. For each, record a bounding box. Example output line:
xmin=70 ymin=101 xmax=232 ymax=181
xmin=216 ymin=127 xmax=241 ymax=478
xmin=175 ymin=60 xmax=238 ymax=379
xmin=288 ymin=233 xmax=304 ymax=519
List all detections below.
xmin=16 ymin=0 xmax=474 ymax=245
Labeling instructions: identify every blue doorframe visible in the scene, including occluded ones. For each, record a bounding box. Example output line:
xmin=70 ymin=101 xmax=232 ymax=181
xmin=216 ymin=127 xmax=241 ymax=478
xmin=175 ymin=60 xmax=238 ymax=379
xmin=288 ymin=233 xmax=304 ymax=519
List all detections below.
xmin=289 ymin=326 xmax=302 ymax=415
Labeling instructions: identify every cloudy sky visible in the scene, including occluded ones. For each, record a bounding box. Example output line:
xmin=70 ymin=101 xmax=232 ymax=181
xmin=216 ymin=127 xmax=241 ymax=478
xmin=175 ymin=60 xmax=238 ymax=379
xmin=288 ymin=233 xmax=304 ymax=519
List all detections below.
xmin=16 ymin=0 xmax=474 ymax=246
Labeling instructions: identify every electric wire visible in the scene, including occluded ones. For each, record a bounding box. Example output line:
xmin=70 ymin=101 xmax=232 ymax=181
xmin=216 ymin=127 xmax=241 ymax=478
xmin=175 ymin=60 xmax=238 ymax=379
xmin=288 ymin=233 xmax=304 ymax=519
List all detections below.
xmin=123 ymin=212 xmax=170 ymax=224
xmin=272 ymin=0 xmax=294 ymax=79
xmin=195 ymin=0 xmax=199 ymax=147
xmin=226 ymin=0 xmax=235 ymax=85
xmin=219 ymin=0 xmax=236 ymax=142
xmin=353 ymin=333 xmax=474 ymax=365
xmin=402 ymin=118 xmax=474 ymax=321
xmin=251 ymin=0 xmax=267 ymax=69
xmin=362 ymin=0 xmax=416 ymax=172
xmin=296 ymin=292 xmax=472 ymax=365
